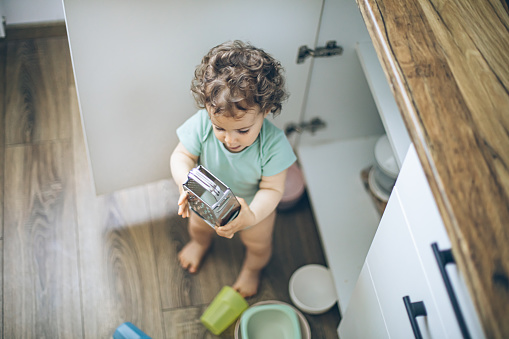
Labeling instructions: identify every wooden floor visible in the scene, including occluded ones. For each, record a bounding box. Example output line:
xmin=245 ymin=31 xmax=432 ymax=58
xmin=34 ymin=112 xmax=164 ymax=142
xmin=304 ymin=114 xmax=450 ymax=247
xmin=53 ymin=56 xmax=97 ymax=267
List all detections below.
xmin=0 ymin=33 xmax=340 ymax=338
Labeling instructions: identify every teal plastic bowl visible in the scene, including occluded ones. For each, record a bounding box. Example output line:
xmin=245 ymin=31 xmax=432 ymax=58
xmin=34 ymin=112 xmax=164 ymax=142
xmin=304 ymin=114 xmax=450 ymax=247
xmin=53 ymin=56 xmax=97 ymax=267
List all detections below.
xmin=240 ymin=304 xmax=301 ymax=339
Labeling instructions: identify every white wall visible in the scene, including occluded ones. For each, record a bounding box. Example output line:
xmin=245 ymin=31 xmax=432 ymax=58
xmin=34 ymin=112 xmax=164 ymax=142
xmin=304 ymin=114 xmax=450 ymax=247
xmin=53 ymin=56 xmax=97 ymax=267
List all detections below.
xmin=3 ymin=0 xmax=64 ymax=25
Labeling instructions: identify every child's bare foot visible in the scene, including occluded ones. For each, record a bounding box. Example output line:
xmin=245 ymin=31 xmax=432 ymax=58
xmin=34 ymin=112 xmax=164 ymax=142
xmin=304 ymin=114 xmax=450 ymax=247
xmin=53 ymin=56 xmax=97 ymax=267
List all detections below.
xmin=178 ymin=240 xmax=209 ymax=273
xmin=233 ymin=267 xmax=261 ymax=298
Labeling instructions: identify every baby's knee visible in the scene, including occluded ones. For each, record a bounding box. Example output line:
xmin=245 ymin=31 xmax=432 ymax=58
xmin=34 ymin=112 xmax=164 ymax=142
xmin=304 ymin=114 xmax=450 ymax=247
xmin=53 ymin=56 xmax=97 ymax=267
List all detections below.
xmin=242 ymin=237 xmax=272 ymax=255
xmin=188 ymin=214 xmax=214 ymax=233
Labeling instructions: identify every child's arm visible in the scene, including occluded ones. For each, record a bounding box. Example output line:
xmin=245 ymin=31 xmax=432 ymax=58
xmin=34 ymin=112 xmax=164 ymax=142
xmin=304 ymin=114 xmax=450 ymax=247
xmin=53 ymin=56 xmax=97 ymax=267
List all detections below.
xmin=170 ymin=142 xmax=199 ymax=218
xmin=215 ymin=169 xmax=288 ymax=238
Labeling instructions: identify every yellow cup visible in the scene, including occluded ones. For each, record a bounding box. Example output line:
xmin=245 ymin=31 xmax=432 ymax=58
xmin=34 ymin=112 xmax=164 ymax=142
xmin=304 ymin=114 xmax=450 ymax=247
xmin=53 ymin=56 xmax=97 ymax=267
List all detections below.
xmin=200 ymin=286 xmax=249 ymax=335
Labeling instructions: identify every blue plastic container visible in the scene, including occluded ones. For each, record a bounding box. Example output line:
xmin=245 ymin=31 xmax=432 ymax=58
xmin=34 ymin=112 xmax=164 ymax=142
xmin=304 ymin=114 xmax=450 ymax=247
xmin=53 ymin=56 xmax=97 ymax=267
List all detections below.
xmin=113 ymin=322 xmax=151 ymax=339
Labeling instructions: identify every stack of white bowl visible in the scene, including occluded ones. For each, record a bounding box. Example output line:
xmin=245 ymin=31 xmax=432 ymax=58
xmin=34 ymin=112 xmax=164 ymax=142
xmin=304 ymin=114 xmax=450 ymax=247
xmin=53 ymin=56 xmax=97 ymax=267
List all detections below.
xmin=368 ymin=135 xmax=399 ymax=202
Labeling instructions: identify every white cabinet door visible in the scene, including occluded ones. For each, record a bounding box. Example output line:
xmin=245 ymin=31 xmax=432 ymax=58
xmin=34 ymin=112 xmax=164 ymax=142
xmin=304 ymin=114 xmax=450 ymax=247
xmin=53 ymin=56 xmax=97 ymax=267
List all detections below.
xmin=340 ymin=145 xmax=484 ymax=338
xmin=366 ymin=189 xmax=447 ymax=338
xmin=63 ymin=0 xmax=323 ymax=194
xmin=396 ymin=146 xmax=485 ymax=339
xmin=338 ymin=264 xmax=389 ymax=339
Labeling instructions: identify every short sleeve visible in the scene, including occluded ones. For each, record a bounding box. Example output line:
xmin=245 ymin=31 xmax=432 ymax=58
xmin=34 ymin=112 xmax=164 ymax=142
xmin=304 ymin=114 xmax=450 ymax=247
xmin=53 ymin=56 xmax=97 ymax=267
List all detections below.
xmin=176 ymin=109 xmax=209 ymax=156
xmin=261 ymin=123 xmax=297 ymax=177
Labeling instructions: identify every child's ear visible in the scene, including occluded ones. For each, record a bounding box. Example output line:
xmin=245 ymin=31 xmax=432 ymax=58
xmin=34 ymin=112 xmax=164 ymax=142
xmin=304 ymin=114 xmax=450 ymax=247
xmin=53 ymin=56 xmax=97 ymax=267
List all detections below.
xmin=263 ymin=109 xmax=271 ymax=118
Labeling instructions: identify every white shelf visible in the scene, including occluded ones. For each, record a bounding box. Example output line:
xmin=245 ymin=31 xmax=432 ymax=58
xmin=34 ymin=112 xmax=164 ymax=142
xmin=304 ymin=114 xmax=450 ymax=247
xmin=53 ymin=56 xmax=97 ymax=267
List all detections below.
xmin=298 ymin=136 xmax=381 ymax=312
xmin=355 ymin=42 xmax=411 ymax=167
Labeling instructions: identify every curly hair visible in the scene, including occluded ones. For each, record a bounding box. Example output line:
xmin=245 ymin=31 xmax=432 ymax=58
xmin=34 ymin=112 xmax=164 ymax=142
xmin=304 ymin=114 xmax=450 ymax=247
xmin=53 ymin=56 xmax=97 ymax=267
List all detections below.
xmin=191 ymin=40 xmax=289 ymax=117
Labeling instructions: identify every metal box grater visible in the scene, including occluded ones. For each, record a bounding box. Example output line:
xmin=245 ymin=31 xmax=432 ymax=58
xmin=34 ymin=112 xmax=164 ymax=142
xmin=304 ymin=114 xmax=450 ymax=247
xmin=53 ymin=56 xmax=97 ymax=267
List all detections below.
xmin=183 ymin=165 xmax=241 ymax=227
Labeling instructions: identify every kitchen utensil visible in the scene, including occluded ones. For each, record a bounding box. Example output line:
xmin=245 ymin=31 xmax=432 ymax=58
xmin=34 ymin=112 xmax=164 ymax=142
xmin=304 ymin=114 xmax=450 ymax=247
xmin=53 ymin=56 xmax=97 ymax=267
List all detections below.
xmin=183 ymin=165 xmax=241 ymax=227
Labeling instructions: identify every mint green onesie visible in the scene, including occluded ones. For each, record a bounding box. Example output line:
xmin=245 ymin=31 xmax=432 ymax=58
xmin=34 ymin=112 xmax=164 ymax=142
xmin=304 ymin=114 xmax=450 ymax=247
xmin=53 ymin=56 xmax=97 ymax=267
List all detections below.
xmin=177 ymin=109 xmax=297 ymax=204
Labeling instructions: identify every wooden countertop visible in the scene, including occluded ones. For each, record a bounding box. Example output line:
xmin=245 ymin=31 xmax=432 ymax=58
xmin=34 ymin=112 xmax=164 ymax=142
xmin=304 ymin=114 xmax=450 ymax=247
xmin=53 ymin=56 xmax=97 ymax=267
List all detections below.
xmin=356 ymin=0 xmax=509 ymax=337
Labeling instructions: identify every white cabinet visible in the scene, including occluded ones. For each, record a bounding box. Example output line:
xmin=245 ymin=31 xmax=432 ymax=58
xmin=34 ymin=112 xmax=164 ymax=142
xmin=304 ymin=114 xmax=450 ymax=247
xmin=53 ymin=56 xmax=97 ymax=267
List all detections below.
xmin=355 ymin=41 xmax=410 ymax=167
xmin=339 ymin=145 xmax=484 ymax=338
xmin=298 ymin=136 xmax=381 ymax=310
xmin=366 ymin=187 xmax=447 ymax=338
xmin=297 ymin=0 xmax=390 ymax=313
xmin=298 ymin=37 xmax=413 ymax=313
xmin=339 ymin=264 xmax=389 ymax=338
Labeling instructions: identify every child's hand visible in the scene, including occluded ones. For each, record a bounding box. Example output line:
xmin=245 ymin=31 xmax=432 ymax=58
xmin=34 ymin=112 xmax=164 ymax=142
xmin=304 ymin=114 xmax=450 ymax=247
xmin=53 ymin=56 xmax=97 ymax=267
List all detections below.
xmin=177 ymin=190 xmax=191 ymax=218
xmin=215 ymin=197 xmax=256 ymax=239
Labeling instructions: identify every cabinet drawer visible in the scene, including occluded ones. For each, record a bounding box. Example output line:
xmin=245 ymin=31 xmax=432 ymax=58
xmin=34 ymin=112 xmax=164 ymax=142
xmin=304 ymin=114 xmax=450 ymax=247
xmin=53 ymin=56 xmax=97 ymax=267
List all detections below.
xmin=396 ymin=146 xmax=484 ymax=338
xmin=367 ymin=189 xmax=446 ymax=338
xmin=338 ymin=264 xmax=389 ymax=338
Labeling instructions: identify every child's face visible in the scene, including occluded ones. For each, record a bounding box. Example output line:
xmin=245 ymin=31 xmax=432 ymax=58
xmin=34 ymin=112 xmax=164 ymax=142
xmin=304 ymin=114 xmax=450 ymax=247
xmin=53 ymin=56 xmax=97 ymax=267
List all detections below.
xmin=207 ymin=105 xmax=269 ymax=153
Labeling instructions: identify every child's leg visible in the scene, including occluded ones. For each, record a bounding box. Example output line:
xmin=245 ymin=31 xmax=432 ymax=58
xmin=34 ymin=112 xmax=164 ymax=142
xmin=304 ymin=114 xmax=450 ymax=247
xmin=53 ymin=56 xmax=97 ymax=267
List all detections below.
xmin=178 ymin=212 xmax=215 ymax=273
xmin=234 ymin=211 xmax=276 ymax=298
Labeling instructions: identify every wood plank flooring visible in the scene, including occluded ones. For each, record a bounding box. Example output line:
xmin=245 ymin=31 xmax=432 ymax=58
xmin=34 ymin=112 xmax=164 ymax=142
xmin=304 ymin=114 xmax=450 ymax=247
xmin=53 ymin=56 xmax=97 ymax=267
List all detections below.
xmin=0 ymin=36 xmax=5 ymax=338
xmin=1 ymin=33 xmax=340 ymax=338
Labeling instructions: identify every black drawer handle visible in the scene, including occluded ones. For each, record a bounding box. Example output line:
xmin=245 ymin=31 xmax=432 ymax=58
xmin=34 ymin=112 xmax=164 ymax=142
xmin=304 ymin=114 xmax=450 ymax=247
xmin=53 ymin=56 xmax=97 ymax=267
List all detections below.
xmin=403 ymin=296 xmax=427 ymax=339
xmin=432 ymin=242 xmax=471 ymax=339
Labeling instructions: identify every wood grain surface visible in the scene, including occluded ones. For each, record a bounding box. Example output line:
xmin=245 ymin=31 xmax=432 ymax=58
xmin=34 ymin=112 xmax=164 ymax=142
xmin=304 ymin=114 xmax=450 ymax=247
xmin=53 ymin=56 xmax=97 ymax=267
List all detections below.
xmin=0 ymin=40 xmax=5 ymax=236
xmin=4 ymin=142 xmax=83 ymax=338
xmin=1 ymin=32 xmax=340 ymax=338
xmin=357 ymin=0 xmax=509 ymax=337
xmin=0 ymin=39 xmax=5 ymax=333
xmin=5 ymin=38 xmax=73 ymax=145
xmin=5 ymin=22 xmax=67 ymax=40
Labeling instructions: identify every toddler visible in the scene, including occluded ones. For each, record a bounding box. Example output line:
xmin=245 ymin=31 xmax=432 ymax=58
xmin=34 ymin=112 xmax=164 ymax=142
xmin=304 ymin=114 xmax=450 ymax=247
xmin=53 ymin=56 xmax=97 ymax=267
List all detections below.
xmin=170 ymin=40 xmax=296 ymax=297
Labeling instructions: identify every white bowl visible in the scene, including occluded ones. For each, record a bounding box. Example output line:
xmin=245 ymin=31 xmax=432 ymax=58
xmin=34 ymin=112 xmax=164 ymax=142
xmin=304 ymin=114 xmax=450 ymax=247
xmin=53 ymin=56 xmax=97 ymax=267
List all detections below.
xmin=373 ymin=165 xmax=396 ymax=193
xmin=289 ymin=264 xmax=338 ymax=314
xmin=374 ymin=135 xmax=399 ymax=178
xmin=368 ymin=167 xmax=390 ymax=202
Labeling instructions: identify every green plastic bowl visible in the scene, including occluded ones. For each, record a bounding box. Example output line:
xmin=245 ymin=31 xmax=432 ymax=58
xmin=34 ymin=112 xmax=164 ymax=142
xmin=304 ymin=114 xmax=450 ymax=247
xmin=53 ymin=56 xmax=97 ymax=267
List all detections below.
xmin=240 ymin=304 xmax=301 ymax=339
